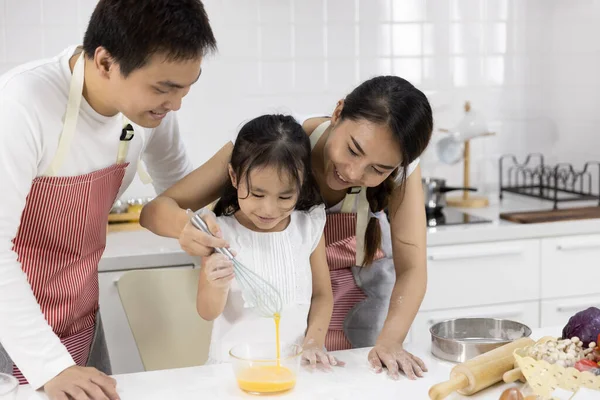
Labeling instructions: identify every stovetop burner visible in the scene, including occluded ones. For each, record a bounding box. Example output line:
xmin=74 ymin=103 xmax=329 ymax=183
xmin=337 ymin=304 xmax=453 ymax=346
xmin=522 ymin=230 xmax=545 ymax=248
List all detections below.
xmin=426 ymin=208 xmax=491 ymax=227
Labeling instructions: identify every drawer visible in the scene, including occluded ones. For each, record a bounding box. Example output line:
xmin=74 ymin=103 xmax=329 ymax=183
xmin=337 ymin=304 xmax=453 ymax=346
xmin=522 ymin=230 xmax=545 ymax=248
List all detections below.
xmin=410 ymin=301 xmax=540 ymax=347
xmin=421 ymin=239 xmax=540 ymax=311
xmin=541 ymin=294 xmax=600 ymax=328
xmin=541 ymin=234 xmax=600 ymax=298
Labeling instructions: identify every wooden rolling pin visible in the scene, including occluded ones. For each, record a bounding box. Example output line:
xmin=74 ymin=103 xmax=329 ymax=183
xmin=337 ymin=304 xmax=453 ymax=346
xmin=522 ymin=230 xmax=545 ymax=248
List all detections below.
xmin=429 ymin=337 xmax=534 ymax=400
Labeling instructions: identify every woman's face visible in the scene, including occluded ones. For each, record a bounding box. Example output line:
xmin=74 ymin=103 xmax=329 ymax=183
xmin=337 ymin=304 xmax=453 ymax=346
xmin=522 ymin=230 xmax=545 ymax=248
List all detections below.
xmin=323 ymin=104 xmax=403 ymax=191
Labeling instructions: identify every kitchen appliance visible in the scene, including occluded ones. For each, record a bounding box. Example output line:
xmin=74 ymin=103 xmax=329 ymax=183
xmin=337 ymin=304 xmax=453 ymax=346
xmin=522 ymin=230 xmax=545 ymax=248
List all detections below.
xmin=422 ymin=177 xmax=476 ymax=213
xmin=435 ymin=101 xmax=496 ymax=209
xmin=426 ymin=208 xmax=491 ymax=227
xmin=428 ymin=336 xmax=535 ymax=400
xmin=429 ymin=318 xmax=532 ymax=363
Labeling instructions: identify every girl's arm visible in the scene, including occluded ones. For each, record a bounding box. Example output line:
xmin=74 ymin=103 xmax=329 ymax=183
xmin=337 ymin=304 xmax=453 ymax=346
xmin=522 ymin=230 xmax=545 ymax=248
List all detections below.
xmin=196 ymin=253 xmax=235 ymax=321
xmin=303 ymin=234 xmax=333 ymax=350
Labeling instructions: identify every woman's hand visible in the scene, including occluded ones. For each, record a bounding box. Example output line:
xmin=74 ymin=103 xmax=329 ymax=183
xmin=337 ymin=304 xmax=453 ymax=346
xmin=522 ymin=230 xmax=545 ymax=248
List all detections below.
xmin=367 ymin=339 xmax=427 ymax=380
xmin=179 ymin=209 xmax=229 ymax=257
xmin=301 ymin=340 xmax=345 ymax=371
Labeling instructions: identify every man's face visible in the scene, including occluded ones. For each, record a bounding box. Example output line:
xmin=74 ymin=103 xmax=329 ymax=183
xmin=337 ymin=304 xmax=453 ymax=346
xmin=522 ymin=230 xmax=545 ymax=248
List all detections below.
xmin=108 ymin=53 xmax=203 ymax=128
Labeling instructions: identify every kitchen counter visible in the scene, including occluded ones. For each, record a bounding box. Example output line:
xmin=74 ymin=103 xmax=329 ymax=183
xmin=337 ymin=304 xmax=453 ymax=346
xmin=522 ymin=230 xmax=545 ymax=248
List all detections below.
xmin=100 ymin=194 xmax=600 ymax=272
xmin=428 ymin=194 xmax=600 ymax=246
xmin=100 ymin=229 xmax=195 ymax=272
xmin=15 ymin=327 xmax=561 ymax=400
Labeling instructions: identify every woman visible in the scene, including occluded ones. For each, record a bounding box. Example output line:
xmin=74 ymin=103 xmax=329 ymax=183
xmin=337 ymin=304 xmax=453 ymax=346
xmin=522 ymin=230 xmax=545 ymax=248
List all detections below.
xmin=140 ymin=75 xmax=433 ymax=380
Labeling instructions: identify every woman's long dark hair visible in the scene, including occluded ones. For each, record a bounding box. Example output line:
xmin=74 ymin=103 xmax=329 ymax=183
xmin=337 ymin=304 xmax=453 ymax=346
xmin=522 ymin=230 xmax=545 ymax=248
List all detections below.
xmin=340 ymin=76 xmax=433 ymax=266
xmin=214 ymin=114 xmax=322 ymax=217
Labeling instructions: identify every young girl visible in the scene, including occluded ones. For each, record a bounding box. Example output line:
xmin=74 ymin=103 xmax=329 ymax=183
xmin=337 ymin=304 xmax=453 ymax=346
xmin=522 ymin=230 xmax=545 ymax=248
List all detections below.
xmin=196 ymin=114 xmax=338 ymax=368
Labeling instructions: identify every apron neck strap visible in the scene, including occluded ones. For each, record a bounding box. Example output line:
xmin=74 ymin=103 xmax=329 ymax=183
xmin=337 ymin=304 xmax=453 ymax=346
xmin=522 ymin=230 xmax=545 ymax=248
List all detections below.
xmin=43 ymin=49 xmax=86 ymax=177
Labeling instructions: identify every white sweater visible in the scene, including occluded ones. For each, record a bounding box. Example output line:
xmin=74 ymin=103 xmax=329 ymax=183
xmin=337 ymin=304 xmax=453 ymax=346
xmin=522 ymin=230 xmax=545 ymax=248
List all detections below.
xmin=0 ymin=46 xmax=196 ymax=388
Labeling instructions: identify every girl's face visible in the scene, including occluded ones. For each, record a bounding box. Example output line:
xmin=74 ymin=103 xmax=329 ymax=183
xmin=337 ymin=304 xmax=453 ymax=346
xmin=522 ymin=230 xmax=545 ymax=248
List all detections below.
xmin=230 ymin=165 xmax=301 ymax=232
xmin=323 ymin=102 xmax=403 ymax=191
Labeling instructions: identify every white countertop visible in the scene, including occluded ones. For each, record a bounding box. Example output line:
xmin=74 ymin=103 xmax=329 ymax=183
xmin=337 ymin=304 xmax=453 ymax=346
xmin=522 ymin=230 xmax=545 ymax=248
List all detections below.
xmin=428 ymin=194 xmax=600 ymax=246
xmin=14 ymin=327 xmax=560 ymax=400
xmin=100 ymin=230 xmax=195 ymax=272
xmin=100 ymin=194 xmax=600 ymax=272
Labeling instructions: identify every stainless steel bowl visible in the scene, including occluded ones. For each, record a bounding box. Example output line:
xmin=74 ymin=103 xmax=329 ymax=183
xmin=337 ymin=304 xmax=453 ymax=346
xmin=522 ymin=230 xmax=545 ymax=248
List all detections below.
xmin=429 ymin=318 xmax=532 ymax=363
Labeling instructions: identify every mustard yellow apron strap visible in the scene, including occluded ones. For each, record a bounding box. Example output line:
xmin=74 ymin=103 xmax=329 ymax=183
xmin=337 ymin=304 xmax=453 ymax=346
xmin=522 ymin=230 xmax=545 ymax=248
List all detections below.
xmin=355 ymin=187 xmax=369 ymax=266
xmin=309 ymin=120 xmax=330 ymax=150
xmin=340 ymin=187 xmax=369 ymax=265
xmin=118 ymin=117 xmax=153 ymax=185
xmin=116 ymin=121 xmax=134 ymax=164
xmin=43 ymin=50 xmax=86 ymax=177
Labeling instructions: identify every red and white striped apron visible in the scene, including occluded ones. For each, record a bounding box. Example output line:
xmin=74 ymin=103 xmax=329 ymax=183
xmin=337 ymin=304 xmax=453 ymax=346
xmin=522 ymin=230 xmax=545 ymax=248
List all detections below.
xmin=309 ymin=121 xmax=385 ymax=351
xmin=10 ymin=49 xmax=133 ymax=384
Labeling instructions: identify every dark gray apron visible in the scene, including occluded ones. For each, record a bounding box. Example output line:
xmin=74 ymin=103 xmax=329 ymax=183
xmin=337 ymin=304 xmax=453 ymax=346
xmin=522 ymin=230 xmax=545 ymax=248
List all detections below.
xmin=0 ymin=311 xmax=112 ymax=380
xmin=344 ymin=212 xmax=397 ymax=348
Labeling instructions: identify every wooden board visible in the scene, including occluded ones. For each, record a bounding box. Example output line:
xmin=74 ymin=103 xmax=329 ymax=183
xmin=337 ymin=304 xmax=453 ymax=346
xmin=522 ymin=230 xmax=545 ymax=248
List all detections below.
xmin=108 ymin=212 xmax=140 ymax=223
xmin=107 ymin=222 xmax=143 ymax=233
xmin=500 ymin=206 xmax=600 ymax=224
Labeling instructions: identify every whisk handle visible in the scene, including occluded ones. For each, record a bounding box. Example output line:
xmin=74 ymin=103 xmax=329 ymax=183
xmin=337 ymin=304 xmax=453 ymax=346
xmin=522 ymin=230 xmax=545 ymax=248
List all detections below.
xmin=188 ymin=210 xmax=235 ymax=260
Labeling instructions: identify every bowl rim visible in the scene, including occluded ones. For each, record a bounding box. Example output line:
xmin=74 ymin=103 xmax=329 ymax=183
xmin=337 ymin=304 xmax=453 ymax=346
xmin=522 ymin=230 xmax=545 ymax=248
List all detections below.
xmin=229 ymin=342 xmax=303 ymax=362
xmin=0 ymin=372 xmax=18 ymax=395
xmin=428 ymin=317 xmax=533 ymax=342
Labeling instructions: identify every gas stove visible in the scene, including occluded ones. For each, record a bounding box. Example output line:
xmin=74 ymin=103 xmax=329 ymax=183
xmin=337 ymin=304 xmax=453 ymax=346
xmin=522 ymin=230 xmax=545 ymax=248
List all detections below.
xmin=426 ymin=208 xmax=491 ymax=227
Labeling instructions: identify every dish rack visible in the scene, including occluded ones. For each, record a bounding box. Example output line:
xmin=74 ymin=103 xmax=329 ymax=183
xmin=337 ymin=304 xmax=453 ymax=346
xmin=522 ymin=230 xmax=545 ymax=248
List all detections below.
xmin=513 ymin=346 xmax=600 ymax=398
xmin=499 ymin=153 xmax=600 ymax=209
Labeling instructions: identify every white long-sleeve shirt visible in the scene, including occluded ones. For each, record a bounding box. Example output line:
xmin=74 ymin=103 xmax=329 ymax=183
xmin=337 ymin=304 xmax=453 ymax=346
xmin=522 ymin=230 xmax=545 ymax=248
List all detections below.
xmin=0 ymin=46 xmax=194 ymax=389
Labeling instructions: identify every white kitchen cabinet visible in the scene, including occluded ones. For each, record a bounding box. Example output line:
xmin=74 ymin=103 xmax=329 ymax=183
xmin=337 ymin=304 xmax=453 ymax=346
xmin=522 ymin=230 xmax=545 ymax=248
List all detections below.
xmin=421 ymin=239 xmax=540 ymax=311
xmin=409 ymin=301 xmax=540 ymax=346
xmin=541 ymin=294 xmax=600 ymax=328
xmin=99 ymin=265 xmax=194 ymax=374
xmin=541 ymin=234 xmax=600 ymax=299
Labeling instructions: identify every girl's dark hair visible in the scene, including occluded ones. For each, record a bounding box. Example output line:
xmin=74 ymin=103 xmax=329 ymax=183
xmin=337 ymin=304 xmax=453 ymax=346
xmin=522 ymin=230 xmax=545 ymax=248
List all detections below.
xmin=214 ymin=115 xmax=322 ymax=217
xmin=83 ymin=0 xmax=217 ymax=77
xmin=340 ymin=76 xmax=433 ymax=266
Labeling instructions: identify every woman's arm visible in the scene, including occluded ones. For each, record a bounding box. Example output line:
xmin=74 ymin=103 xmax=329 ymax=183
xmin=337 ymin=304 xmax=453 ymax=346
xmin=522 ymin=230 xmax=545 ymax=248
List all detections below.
xmin=367 ymin=165 xmax=428 ymax=380
xmin=380 ymin=165 xmax=427 ymax=343
xmin=139 ymin=142 xmax=233 ymax=253
xmin=303 ymin=235 xmax=333 ymax=348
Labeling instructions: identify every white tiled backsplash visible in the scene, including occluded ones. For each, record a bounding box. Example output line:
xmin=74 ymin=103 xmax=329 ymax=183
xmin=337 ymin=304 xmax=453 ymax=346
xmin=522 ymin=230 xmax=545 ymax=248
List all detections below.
xmin=1 ymin=0 xmax=598 ymax=200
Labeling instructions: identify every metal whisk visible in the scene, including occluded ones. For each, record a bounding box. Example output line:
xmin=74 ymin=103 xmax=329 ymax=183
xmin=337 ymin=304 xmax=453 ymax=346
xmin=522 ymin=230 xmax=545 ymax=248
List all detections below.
xmin=189 ymin=210 xmax=283 ymax=318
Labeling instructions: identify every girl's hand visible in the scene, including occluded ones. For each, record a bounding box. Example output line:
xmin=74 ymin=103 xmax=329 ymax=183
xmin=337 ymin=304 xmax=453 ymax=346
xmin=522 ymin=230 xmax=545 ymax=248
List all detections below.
xmin=367 ymin=339 xmax=427 ymax=380
xmin=202 ymin=253 xmax=235 ymax=289
xmin=301 ymin=339 xmax=345 ymax=370
xmin=180 ymin=209 xmax=229 ymax=257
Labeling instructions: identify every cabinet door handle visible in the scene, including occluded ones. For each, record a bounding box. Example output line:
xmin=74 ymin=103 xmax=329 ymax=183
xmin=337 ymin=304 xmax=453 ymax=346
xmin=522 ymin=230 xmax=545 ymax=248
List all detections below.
xmin=556 ymin=242 xmax=600 ymax=251
xmin=428 ymin=247 xmax=523 ymax=261
xmin=427 ymin=310 xmax=522 ymax=325
xmin=557 ymin=303 xmax=600 ymax=312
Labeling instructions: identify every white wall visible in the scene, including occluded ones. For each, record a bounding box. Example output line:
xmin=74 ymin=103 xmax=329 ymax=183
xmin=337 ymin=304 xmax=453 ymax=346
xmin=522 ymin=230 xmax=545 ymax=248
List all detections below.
xmin=1 ymin=0 xmax=597 ymax=201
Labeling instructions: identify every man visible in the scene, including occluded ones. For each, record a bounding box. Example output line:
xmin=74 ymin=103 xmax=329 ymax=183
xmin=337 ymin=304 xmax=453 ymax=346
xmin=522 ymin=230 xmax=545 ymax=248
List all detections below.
xmin=0 ymin=1 xmax=216 ymax=399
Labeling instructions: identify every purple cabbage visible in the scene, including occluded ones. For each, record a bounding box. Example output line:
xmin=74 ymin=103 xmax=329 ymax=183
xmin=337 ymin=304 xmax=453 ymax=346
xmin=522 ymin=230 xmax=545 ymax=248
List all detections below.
xmin=562 ymin=307 xmax=600 ymax=347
